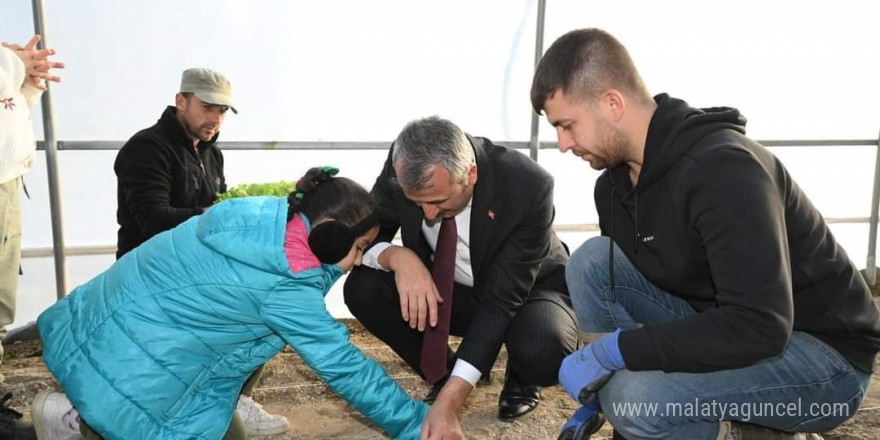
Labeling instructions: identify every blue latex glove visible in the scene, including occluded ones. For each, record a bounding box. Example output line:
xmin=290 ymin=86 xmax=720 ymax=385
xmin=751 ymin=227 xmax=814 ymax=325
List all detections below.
xmin=559 ymin=329 xmax=625 ymax=405
xmin=556 ymin=398 xmax=605 ymax=440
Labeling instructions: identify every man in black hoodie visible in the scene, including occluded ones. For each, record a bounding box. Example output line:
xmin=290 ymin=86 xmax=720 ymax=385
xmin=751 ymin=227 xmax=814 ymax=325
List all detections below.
xmin=114 ymin=67 xmax=233 ymax=259
xmin=531 ymin=28 xmax=880 ymax=440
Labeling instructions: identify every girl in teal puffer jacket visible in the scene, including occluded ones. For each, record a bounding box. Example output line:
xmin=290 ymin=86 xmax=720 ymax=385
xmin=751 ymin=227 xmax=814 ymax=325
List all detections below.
xmin=32 ymin=167 xmax=428 ymax=440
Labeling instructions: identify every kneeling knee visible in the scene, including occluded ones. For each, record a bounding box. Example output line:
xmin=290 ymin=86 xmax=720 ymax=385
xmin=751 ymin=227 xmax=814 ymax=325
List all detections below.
xmin=507 ymin=349 xmax=563 ymax=386
xmin=600 ymin=372 xmax=677 ymax=439
xmin=343 ymin=267 xmax=385 ymax=315
xmin=566 ymin=237 xmax=611 ymax=288
xmin=566 ymin=237 xmax=614 ymax=330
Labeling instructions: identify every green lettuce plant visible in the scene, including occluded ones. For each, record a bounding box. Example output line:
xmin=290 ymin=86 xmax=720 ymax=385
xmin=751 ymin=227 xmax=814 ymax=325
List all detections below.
xmin=216 ymin=180 xmax=296 ymax=202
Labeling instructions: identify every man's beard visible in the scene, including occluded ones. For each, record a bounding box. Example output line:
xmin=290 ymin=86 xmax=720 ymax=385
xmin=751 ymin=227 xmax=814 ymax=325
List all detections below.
xmin=591 ymin=124 xmax=630 ymax=171
xmin=182 ymin=116 xmax=216 ymax=142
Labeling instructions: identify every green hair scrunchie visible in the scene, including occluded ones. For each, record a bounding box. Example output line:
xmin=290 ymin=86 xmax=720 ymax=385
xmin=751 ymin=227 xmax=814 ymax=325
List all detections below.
xmin=318 ymin=166 xmax=339 ymax=176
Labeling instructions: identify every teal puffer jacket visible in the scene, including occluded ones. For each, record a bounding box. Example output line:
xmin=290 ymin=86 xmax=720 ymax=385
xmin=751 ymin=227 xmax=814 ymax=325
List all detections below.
xmin=38 ymin=196 xmax=427 ymax=440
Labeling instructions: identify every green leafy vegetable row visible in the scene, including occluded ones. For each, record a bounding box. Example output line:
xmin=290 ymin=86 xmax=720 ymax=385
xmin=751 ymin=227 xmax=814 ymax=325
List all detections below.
xmin=216 ymin=181 xmax=296 ymax=202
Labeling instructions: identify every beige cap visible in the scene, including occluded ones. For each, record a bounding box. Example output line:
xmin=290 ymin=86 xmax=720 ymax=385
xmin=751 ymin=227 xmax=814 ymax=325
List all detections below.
xmin=179 ymin=67 xmax=237 ymax=114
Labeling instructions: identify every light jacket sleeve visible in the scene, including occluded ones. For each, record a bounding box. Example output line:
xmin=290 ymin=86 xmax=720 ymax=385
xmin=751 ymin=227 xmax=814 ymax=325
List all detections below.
xmin=260 ymin=275 xmax=427 ymax=440
xmin=0 ymin=47 xmax=43 ymax=107
xmin=0 ymin=47 xmax=24 ymax=98
xmin=21 ymin=83 xmax=42 ymax=107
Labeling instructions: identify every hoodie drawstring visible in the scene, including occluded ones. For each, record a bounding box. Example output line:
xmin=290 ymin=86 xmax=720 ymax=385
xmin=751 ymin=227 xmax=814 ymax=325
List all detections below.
xmin=608 ymin=184 xmax=616 ymax=302
xmin=633 ymin=193 xmax=640 ymax=254
xmin=608 ymin=185 xmax=642 ymax=302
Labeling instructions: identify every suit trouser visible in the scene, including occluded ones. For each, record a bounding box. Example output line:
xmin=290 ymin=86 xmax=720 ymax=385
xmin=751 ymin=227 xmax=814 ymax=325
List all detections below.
xmin=344 ymin=266 xmax=578 ymax=386
xmin=78 ymin=366 xmax=264 ymax=439
xmin=0 ymin=178 xmax=22 ymax=360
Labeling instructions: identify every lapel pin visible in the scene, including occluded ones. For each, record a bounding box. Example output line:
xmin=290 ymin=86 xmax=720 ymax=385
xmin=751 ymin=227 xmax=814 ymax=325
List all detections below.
xmin=487 ymin=210 xmax=495 ymax=220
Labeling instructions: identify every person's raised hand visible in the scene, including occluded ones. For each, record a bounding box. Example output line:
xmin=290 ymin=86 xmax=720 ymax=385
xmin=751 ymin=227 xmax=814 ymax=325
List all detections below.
xmin=2 ymin=35 xmax=64 ymax=90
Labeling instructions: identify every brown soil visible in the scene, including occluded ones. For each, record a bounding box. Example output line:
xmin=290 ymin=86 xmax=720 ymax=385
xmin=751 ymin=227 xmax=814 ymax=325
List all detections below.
xmin=2 ymin=320 xmax=879 ymax=440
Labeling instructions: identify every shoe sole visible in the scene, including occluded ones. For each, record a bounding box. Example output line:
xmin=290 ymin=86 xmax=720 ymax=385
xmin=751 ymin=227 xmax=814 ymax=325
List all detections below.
xmin=31 ymin=389 xmax=53 ymax=440
xmin=246 ymin=420 xmax=290 ymax=436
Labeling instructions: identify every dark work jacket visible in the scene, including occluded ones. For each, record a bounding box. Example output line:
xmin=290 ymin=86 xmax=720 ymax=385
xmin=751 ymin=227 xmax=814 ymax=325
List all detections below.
xmin=114 ymin=106 xmax=226 ymax=258
xmin=368 ymin=136 xmax=570 ymax=375
xmin=601 ymin=94 xmax=880 ymax=374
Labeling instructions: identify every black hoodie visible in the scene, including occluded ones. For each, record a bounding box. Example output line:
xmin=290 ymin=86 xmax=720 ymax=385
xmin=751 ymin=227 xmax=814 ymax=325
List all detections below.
xmin=115 ymin=106 xmax=226 ymax=259
xmin=598 ymin=94 xmax=880 ymax=374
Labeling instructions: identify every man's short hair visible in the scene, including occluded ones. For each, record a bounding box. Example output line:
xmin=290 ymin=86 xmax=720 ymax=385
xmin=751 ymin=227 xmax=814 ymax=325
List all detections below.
xmin=392 ymin=116 xmax=475 ymax=191
xmin=530 ymin=28 xmax=651 ymax=113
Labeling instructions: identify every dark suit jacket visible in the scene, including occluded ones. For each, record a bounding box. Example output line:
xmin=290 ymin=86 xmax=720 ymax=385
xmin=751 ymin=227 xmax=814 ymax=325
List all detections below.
xmin=370 ymin=135 xmax=570 ymax=374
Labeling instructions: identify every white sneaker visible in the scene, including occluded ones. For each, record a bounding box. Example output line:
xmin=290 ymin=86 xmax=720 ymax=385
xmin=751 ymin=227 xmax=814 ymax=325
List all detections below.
xmin=31 ymin=390 xmax=82 ymax=440
xmin=236 ymin=394 xmax=289 ymax=436
xmin=718 ymin=421 xmax=824 ymax=440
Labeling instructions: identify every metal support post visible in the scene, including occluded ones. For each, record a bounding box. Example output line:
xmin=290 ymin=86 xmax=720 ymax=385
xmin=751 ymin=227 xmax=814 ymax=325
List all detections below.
xmin=32 ymin=0 xmax=68 ymax=299
xmin=528 ymin=0 xmax=546 ymax=162
xmin=865 ymin=127 xmax=880 ymax=285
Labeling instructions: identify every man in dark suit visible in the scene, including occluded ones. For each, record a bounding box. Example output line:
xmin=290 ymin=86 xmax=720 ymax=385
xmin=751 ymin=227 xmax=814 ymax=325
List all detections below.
xmin=344 ymin=116 xmax=578 ymax=437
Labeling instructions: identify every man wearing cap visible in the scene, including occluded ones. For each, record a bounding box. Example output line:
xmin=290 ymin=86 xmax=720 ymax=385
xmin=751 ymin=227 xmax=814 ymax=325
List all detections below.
xmin=115 ymin=67 xmax=236 ymax=258
xmin=114 ymin=68 xmax=290 ymax=437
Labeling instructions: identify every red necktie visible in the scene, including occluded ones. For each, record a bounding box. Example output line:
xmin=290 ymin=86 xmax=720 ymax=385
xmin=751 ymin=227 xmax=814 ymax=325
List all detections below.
xmin=421 ymin=216 xmax=457 ymax=384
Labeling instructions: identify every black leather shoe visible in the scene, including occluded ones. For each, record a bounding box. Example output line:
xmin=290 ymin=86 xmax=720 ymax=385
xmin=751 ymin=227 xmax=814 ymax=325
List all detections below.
xmin=0 ymin=393 xmax=37 ymax=440
xmin=423 ymin=375 xmax=449 ymax=404
xmin=498 ymin=370 xmax=540 ymax=421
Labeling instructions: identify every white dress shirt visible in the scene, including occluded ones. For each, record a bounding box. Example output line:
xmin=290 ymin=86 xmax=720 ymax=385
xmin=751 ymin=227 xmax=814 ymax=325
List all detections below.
xmin=361 ymin=199 xmax=483 ymax=386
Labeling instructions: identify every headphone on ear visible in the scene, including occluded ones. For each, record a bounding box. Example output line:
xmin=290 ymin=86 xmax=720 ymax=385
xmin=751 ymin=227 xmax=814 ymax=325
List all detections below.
xmin=308 ymin=212 xmax=378 ymax=264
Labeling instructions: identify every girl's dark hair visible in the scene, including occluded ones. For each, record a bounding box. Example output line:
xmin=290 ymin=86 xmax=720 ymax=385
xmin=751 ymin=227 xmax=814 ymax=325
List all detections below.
xmin=287 ymin=167 xmax=375 ymax=226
